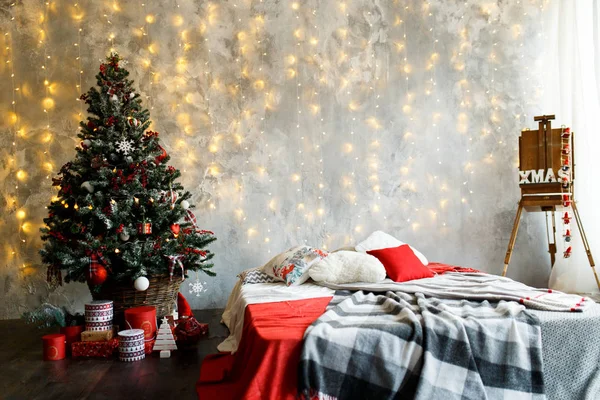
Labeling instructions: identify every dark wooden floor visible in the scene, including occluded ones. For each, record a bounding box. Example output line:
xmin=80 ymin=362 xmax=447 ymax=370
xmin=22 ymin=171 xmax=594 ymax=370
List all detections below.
xmin=0 ymin=309 xmax=227 ymax=400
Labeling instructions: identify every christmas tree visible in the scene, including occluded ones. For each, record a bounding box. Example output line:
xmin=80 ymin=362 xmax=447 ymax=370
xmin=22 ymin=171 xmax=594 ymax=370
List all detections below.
xmin=153 ymin=317 xmax=178 ymax=353
xmin=40 ymin=53 xmax=216 ymax=289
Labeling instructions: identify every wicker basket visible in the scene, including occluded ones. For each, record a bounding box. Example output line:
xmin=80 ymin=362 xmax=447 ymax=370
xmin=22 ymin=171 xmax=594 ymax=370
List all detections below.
xmin=89 ymin=275 xmax=183 ymax=323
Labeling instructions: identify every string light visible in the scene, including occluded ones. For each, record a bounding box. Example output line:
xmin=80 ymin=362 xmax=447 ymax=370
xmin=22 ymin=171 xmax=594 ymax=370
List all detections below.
xmin=7 ymin=2 xmax=25 ymax=251
xmin=291 ymin=0 xmax=305 ymax=243
xmin=74 ymin=1 xmax=84 ymax=120
xmin=256 ymin=9 xmax=274 ymax=253
xmin=41 ymin=0 xmax=53 ymax=187
xmin=2 ymin=2 xmax=552 ymax=283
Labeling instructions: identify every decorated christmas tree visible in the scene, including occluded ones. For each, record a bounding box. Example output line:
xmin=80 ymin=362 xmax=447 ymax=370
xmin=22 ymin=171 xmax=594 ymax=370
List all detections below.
xmin=40 ymin=53 xmax=216 ymax=291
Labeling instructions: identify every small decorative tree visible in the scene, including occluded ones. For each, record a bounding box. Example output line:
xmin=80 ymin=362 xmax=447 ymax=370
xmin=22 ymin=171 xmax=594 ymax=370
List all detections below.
xmin=40 ymin=53 xmax=216 ymax=296
xmin=153 ymin=317 xmax=178 ymax=358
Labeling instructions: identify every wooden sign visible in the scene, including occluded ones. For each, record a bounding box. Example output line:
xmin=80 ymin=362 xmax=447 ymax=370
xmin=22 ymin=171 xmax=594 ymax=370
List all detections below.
xmin=503 ymin=115 xmax=599 ymax=290
xmin=517 ymin=115 xmax=572 ymax=210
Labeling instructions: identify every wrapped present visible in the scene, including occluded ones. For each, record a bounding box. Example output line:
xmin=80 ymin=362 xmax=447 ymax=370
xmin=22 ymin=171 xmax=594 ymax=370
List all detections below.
xmin=118 ymin=329 xmax=146 ymax=362
xmin=137 ymin=222 xmax=152 ymax=235
xmin=60 ymin=325 xmax=84 ymax=355
xmin=124 ymin=306 xmax=156 ymax=355
xmin=72 ymin=338 xmax=119 ymax=358
xmin=82 ymin=329 xmax=114 ymax=342
xmin=85 ymin=300 xmax=113 ymax=331
xmin=174 ymin=317 xmax=208 ymax=347
xmin=42 ymin=333 xmax=66 ymax=361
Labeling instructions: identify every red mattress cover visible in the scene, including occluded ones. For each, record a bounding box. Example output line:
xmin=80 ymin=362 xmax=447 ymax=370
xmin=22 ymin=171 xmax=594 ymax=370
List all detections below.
xmin=196 ymin=263 xmax=478 ymax=399
xmin=197 ymin=297 xmax=332 ymax=400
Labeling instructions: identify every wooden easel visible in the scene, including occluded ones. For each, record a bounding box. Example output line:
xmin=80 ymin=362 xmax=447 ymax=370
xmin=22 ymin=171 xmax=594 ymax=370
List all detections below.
xmin=502 ymin=115 xmax=600 ymax=290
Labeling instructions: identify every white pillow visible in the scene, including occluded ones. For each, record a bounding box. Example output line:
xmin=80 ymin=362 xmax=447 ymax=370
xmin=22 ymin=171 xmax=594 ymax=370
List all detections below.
xmin=355 ymin=230 xmax=429 ymax=265
xmin=309 ymin=251 xmax=386 ymax=284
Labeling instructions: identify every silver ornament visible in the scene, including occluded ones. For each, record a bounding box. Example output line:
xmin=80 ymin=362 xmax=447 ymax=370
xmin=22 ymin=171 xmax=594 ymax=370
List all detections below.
xmin=81 ymin=181 xmax=94 ymax=193
xmin=119 ymin=232 xmax=130 ymax=241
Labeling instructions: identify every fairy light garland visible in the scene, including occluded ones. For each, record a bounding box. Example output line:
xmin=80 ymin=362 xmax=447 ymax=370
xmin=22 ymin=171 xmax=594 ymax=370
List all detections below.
xmin=485 ymin=6 xmax=501 ymax=164
xmin=309 ymin=4 xmax=328 ymax=249
xmin=41 ymin=0 xmax=53 ymax=183
xmin=200 ymin=5 xmax=219 ymax=215
xmin=7 ymin=2 xmax=26 ymax=251
xmin=232 ymin=2 xmax=254 ymax=244
xmin=291 ymin=1 xmax=305 ymax=243
xmin=74 ymin=2 xmax=84 ymax=120
xmin=139 ymin=1 xmax=154 ymax=112
xmin=366 ymin=4 xmax=386 ymax=231
xmin=254 ymin=9 xmax=274 ymax=253
xmin=397 ymin=1 xmax=419 ymax=230
xmin=0 ymin=1 xmax=553 ymax=283
xmin=459 ymin=1 xmax=474 ymax=221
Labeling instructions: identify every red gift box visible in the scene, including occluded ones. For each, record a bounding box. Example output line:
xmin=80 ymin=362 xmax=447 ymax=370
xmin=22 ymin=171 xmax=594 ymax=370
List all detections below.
xmin=137 ymin=222 xmax=152 ymax=235
xmin=124 ymin=306 xmax=157 ymax=354
xmin=174 ymin=317 xmax=208 ymax=347
xmin=72 ymin=338 xmax=119 ymax=358
xmin=60 ymin=325 xmax=84 ymax=355
xmin=42 ymin=333 xmax=66 ymax=361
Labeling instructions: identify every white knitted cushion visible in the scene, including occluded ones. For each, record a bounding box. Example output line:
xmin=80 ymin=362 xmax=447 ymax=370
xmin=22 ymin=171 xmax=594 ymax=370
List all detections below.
xmin=309 ymin=251 xmax=386 ymax=284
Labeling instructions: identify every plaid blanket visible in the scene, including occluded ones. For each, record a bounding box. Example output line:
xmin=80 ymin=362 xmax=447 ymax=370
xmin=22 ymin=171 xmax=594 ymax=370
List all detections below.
xmin=299 ymin=290 xmax=545 ymax=400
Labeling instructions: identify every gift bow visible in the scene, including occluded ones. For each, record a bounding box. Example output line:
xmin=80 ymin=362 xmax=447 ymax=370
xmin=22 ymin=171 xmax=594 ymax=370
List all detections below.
xmin=185 ymin=209 xmax=200 ymax=231
xmin=166 ymin=255 xmax=185 ymax=281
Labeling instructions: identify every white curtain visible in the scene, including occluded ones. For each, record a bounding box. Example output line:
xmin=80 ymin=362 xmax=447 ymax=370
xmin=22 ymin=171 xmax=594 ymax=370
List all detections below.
xmin=542 ymin=0 xmax=600 ymax=293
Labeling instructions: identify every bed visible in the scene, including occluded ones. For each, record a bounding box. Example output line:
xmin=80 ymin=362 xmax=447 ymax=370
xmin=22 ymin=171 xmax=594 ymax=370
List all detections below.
xmin=197 ymin=264 xmax=600 ymax=399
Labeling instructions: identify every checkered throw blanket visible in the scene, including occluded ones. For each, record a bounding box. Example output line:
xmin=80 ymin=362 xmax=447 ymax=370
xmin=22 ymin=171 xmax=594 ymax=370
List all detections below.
xmin=299 ymin=290 xmax=545 ymax=400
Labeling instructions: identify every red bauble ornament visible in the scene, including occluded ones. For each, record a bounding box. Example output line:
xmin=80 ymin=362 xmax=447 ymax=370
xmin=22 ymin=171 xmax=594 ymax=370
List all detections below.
xmin=127 ymin=118 xmax=141 ymax=128
xmin=155 ymin=145 xmax=168 ymax=164
xmin=170 ymin=224 xmax=180 ymax=237
xmin=87 ymin=255 xmax=108 ymax=286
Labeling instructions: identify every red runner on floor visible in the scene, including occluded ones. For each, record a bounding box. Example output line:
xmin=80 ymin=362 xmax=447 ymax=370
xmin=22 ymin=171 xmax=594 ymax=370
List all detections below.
xmin=197 ymin=296 xmax=332 ymax=400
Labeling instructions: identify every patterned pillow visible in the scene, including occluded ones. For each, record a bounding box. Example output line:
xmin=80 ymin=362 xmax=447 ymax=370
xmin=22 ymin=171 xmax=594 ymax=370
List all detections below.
xmin=238 ymin=268 xmax=278 ymax=285
xmin=262 ymin=245 xmax=329 ymax=286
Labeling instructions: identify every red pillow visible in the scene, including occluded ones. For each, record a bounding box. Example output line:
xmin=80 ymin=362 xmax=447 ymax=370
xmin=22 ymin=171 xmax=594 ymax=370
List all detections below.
xmin=367 ymin=245 xmax=434 ymax=282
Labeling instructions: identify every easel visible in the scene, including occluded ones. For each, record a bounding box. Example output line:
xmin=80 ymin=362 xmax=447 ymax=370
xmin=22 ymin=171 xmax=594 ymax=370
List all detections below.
xmin=502 ymin=115 xmax=600 ymax=290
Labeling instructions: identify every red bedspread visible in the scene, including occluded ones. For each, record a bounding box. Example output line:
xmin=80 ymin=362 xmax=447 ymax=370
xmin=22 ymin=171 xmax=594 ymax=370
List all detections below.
xmin=197 ymin=297 xmax=332 ymax=400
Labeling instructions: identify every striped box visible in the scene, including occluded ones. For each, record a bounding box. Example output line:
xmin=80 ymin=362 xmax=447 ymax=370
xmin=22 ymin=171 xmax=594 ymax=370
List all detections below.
xmin=85 ymin=320 xmax=113 ymax=332
xmin=85 ymin=301 xmax=113 ymax=325
xmin=118 ymin=329 xmax=145 ymax=362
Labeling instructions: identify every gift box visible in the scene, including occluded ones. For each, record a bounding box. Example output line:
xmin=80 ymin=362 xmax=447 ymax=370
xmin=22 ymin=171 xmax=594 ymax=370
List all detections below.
xmin=72 ymin=338 xmax=119 ymax=358
xmin=81 ymin=329 xmax=114 ymax=342
xmin=85 ymin=300 xmax=113 ymax=331
xmin=118 ymin=329 xmax=146 ymax=362
xmin=42 ymin=333 xmax=66 ymax=361
xmin=174 ymin=317 xmax=208 ymax=347
xmin=124 ymin=306 xmax=156 ymax=354
xmin=60 ymin=325 xmax=84 ymax=355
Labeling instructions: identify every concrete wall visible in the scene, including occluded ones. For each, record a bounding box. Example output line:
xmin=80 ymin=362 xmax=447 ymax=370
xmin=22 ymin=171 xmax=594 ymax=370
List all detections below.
xmin=0 ymin=0 xmax=551 ymax=317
